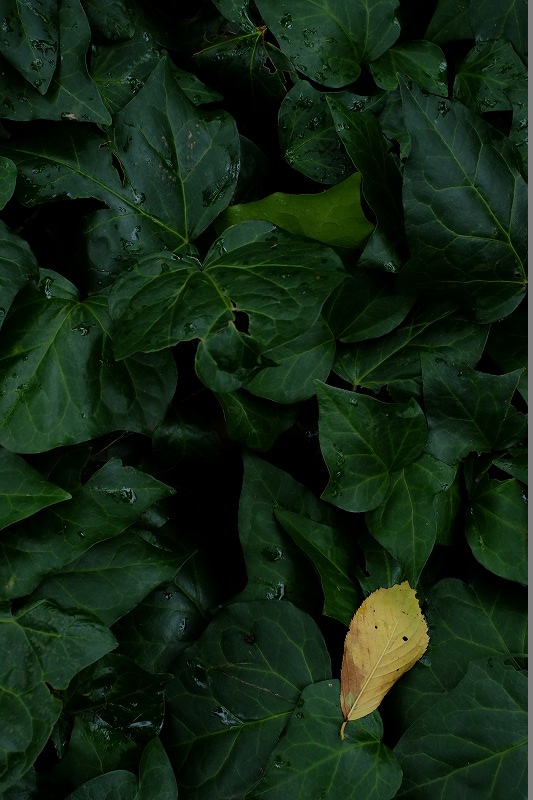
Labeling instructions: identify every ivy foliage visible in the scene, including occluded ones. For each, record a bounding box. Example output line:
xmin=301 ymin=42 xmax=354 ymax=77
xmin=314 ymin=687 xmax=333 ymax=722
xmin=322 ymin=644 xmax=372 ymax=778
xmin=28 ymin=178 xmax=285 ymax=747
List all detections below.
xmin=0 ymin=0 xmax=527 ymax=797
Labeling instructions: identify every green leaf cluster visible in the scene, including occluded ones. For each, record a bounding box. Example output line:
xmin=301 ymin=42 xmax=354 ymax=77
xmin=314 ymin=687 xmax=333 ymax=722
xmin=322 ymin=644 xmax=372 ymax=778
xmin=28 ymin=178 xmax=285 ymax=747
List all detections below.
xmin=0 ymin=0 xmax=527 ymax=797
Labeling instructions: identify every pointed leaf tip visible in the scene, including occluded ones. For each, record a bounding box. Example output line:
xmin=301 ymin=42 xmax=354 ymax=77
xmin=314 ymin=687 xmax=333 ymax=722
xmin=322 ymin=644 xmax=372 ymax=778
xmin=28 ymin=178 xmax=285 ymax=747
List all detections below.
xmin=340 ymin=581 xmax=429 ymax=737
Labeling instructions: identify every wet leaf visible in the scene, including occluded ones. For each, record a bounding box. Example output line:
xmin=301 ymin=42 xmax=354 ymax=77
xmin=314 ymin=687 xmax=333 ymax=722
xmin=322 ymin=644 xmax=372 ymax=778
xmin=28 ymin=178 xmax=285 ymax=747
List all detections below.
xmin=0 ymin=458 xmax=174 ymax=599
xmin=327 ymin=101 xmax=407 ymax=271
xmin=247 ymin=681 xmax=402 ymax=800
xmin=454 ymin=39 xmax=528 ymax=171
xmin=340 ymin=582 xmax=429 ymax=738
xmin=370 ymin=40 xmax=448 ymax=95
xmin=255 ymin=0 xmax=401 ymax=87
xmin=278 ymin=80 xmax=355 ymax=184
xmin=165 ymin=600 xmax=331 ymax=800
xmin=0 ymin=56 xmax=240 ymax=282
xmin=398 ymin=80 xmax=527 ymax=322
xmin=0 ymin=0 xmax=58 ymax=92
xmin=0 ymin=270 xmax=177 ymax=453
xmin=274 ymin=508 xmax=361 ymax=626
xmin=0 ymin=0 xmax=111 ymax=125
xmin=316 ymin=382 xmax=428 ymax=512
xmin=0 ymin=447 xmax=71 ymax=530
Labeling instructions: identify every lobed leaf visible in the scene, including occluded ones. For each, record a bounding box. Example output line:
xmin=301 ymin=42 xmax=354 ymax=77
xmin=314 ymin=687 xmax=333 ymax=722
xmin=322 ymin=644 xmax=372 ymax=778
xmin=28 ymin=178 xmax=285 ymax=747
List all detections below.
xmin=316 ymin=382 xmax=428 ymax=512
xmin=398 ymin=80 xmax=527 ymax=322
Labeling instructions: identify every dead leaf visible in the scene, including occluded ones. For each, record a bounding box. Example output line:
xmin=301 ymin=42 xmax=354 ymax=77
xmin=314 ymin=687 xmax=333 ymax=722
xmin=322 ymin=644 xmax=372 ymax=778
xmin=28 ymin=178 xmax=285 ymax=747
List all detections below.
xmin=340 ymin=581 xmax=429 ymax=739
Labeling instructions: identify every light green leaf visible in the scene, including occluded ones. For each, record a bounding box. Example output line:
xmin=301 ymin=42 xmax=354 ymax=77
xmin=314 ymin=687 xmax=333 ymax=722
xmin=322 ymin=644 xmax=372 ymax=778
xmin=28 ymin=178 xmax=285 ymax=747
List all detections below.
xmin=273 ymin=508 xmax=361 ymax=626
xmin=255 ymin=0 xmax=401 ymax=87
xmin=0 ymin=447 xmax=71 ymax=530
xmin=0 ymin=270 xmax=177 ymax=453
xmin=366 ymin=454 xmax=457 ymax=586
xmin=165 ymin=601 xmax=331 ymax=800
xmin=466 ymin=475 xmax=527 ymax=584
xmin=217 ymin=174 xmax=374 ymax=250
xmin=0 ymin=0 xmax=111 ymax=125
xmin=247 ymin=681 xmax=402 ymax=800
xmin=398 ymin=80 xmax=527 ymax=322
xmin=316 ymin=382 xmax=427 ymax=512
xmin=0 ymin=458 xmax=174 ymax=599
xmin=394 ymin=658 xmax=527 ymax=799
xmin=370 ymin=41 xmax=448 ymax=94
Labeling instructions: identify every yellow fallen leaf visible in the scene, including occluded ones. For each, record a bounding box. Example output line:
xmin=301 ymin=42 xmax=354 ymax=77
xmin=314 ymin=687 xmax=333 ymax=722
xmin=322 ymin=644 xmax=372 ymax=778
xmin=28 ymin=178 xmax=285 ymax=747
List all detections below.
xmin=340 ymin=581 xmax=429 ymax=739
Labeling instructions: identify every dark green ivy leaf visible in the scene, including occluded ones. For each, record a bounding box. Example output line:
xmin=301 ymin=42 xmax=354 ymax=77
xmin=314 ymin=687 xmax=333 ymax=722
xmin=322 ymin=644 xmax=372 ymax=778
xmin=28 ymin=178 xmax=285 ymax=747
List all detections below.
xmin=0 ymin=457 xmax=174 ymax=599
xmin=327 ymin=101 xmax=408 ymax=272
xmin=278 ymin=80 xmax=355 ymax=184
xmin=316 ymin=382 xmax=428 ymax=513
xmin=369 ymin=40 xmax=448 ymax=95
xmin=466 ymin=475 xmax=527 ymax=584
xmin=398 ymin=80 xmax=527 ymax=322
xmin=215 ymin=390 xmax=296 ymax=450
xmin=247 ymin=681 xmax=402 ymax=800
xmin=255 ymin=0 xmax=401 ymax=87
xmin=422 ymin=355 xmax=526 ymax=464
xmin=0 ymin=447 xmax=71 ymax=530
xmin=30 ymin=531 xmax=192 ymax=625
xmin=273 ymin=508 xmax=361 ymax=626
xmin=0 ymin=270 xmax=177 ymax=453
xmin=366 ymin=454 xmax=458 ymax=586
xmin=235 ymin=452 xmax=340 ymax=608
xmin=470 ymin=0 xmax=527 ymax=63
xmin=0 ymin=159 xmax=17 ymax=210
xmin=390 ymin=576 xmax=527 ymax=728
xmin=0 ymin=0 xmax=111 ymax=124
xmin=394 ymin=658 xmax=527 ymax=799
xmin=0 ymin=220 xmax=38 ymax=328
xmin=0 ymin=601 xmax=116 ymax=793
xmin=165 ymin=601 xmax=331 ymax=800
xmin=0 ymin=57 xmax=240 ymax=281
xmin=454 ymin=39 xmax=527 ymax=172
xmin=81 ymin=0 xmax=134 ymax=41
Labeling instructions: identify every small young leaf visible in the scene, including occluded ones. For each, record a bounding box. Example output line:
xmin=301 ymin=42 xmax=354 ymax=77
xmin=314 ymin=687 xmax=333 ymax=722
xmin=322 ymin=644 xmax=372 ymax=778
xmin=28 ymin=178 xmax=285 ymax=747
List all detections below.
xmin=340 ymin=582 xmax=429 ymax=738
